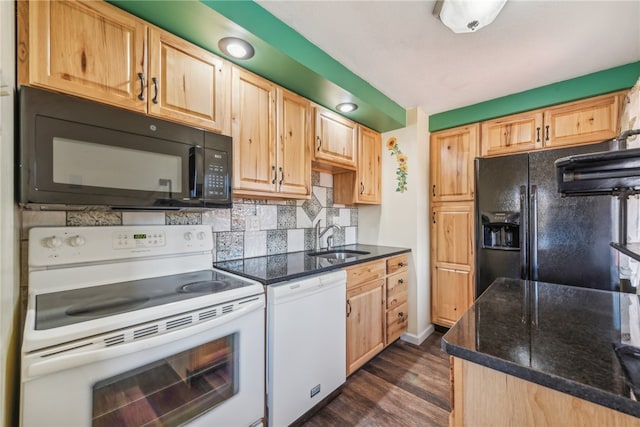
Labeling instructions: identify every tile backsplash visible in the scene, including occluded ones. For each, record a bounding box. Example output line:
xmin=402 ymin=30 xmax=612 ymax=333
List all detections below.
xmin=20 ymin=172 xmax=358 ymax=263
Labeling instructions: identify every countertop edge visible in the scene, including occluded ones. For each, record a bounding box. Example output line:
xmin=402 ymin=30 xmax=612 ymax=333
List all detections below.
xmin=213 ymin=245 xmax=412 ymax=285
xmin=441 ymin=337 xmax=640 ymax=419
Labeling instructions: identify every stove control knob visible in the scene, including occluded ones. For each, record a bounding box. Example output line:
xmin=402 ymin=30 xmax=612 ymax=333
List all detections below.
xmin=69 ymin=235 xmax=86 ymax=247
xmin=197 ymin=232 xmax=206 ymax=240
xmin=43 ymin=236 xmax=63 ymax=248
xmin=184 ymin=232 xmax=194 ymax=241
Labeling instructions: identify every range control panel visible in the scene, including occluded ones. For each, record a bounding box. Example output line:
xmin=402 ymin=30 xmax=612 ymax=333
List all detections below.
xmin=29 ymin=225 xmax=213 ymax=268
xmin=114 ymin=231 xmax=166 ymax=249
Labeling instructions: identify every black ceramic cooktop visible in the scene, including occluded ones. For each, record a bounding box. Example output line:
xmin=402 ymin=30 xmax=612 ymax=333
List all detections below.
xmin=35 ymin=270 xmax=257 ymax=330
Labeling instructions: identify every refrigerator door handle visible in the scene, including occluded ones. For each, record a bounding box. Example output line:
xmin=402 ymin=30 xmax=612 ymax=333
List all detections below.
xmin=520 ymin=185 xmax=528 ymax=279
xmin=530 ymin=185 xmax=539 ymax=281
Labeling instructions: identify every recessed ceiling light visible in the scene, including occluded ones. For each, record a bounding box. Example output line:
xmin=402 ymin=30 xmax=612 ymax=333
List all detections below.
xmin=336 ymin=102 xmax=358 ymax=113
xmin=218 ymin=37 xmax=255 ymax=60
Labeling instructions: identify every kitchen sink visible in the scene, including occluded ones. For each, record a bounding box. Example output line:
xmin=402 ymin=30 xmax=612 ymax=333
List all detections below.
xmin=307 ymin=249 xmax=371 ymax=260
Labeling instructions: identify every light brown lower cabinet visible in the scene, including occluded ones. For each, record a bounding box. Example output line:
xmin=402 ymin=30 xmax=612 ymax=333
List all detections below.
xmin=345 ymin=254 xmax=409 ymax=376
xmin=346 ymin=277 xmax=385 ymax=375
xmin=450 ymin=357 xmax=639 ymax=427
xmin=430 ymin=202 xmax=474 ymax=327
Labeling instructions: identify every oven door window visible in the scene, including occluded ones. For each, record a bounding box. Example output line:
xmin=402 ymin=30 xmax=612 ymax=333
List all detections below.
xmin=92 ymin=334 xmax=238 ymax=427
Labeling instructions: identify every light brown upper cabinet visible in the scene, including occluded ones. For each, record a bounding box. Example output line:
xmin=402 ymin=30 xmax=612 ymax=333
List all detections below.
xmin=480 ymin=92 xmax=624 ymax=157
xmin=147 ymin=28 xmax=231 ymax=134
xmin=276 ymin=87 xmax=312 ymax=197
xmin=334 ymin=125 xmax=382 ymax=205
xmin=430 ymin=124 xmax=479 ymax=202
xmin=481 ymin=111 xmax=543 ymax=157
xmin=231 ymin=67 xmax=311 ymax=199
xmin=542 ymin=92 xmax=622 ymax=149
xmin=314 ymin=106 xmax=358 ymax=170
xmin=20 ymin=0 xmax=147 ymax=112
xmin=19 ymin=0 xmax=231 ymax=134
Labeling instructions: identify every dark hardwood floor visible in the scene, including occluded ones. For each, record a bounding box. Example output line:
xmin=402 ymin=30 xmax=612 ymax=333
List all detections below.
xmin=302 ymin=332 xmax=450 ymax=427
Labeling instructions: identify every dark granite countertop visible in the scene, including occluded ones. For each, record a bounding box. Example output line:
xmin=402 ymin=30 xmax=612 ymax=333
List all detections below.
xmin=442 ymin=277 xmax=640 ymax=418
xmin=213 ymin=244 xmax=411 ymax=285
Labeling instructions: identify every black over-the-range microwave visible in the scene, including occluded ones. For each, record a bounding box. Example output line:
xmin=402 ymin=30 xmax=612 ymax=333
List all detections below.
xmin=18 ymin=86 xmax=232 ymax=209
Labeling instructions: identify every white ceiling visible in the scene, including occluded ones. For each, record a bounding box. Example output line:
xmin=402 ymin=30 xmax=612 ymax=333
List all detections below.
xmin=257 ymin=0 xmax=640 ymax=117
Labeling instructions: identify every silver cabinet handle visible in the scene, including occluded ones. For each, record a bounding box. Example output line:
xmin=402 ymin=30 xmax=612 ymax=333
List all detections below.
xmin=316 ymin=136 xmax=322 ymax=151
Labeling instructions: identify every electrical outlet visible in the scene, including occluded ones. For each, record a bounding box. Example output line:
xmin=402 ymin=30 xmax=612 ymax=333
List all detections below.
xmin=246 ymin=215 xmax=260 ymax=231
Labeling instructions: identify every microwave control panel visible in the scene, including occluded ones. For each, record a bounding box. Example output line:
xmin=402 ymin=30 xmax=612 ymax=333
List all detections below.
xmin=204 ymin=149 xmax=229 ymax=199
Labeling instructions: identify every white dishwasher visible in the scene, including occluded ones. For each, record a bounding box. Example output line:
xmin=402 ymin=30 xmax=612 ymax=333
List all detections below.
xmin=267 ymin=269 xmax=347 ymax=427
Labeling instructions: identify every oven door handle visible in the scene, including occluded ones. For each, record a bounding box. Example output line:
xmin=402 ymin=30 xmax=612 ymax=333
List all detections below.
xmin=24 ymin=296 xmax=264 ymax=379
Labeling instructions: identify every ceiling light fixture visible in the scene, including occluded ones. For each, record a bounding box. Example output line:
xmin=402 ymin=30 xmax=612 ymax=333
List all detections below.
xmin=218 ymin=37 xmax=255 ymax=60
xmin=433 ymin=0 xmax=507 ymax=34
xmin=336 ymin=102 xmax=358 ymax=113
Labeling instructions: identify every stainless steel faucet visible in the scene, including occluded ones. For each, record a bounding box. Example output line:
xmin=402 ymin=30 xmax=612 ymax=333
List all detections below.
xmin=314 ymin=220 xmax=343 ymax=251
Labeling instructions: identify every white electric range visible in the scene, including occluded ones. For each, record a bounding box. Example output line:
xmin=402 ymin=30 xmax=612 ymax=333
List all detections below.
xmin=21 ymin=225 xmax=265 ymax=427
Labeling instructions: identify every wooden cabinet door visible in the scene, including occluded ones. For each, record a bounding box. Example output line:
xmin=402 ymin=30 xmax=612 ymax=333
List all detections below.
xmin=346 ymin=279 xmax=385 ymax=376
xmin=231 ymin=67 xmax=277 ymax=194
xmin=357 ymin=126 xmax=382 ymax=203
xmin=431 ymin=202 xmax=474 ymax=267
xmin=26 ymin=0 xmax=147 ymax=112
xmin=431 ymin=202 xmax=474 ymax=327
xmin=543 ymin=92 xmax=622 ymax=149
xmin=431 ymin=267 xmax=471 ymax=327
xmin=430 ymin=124 xmax=478 ymax=202
xmin=314 ymin=106 xmax=357 ymax=169
xmin=148 ymin=28 xmax=230 ymax=134
xmin=276 ymin=88 xmax=311 ymax=197
xmin=481 ymin=111 xmax=543 ymax=156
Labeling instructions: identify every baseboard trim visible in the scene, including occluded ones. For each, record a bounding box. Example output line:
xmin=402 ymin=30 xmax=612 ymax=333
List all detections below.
xmin=400 ymin=324 xmax=435 ymax=345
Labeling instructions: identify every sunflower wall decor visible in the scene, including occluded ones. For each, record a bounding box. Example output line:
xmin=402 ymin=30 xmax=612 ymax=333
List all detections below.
xmin=386 ymin=137 xmax=408 ymax=193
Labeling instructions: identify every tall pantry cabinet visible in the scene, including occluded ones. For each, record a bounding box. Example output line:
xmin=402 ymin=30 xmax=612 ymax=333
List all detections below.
xmin=429 ymin=124 xmax=478 ymax=327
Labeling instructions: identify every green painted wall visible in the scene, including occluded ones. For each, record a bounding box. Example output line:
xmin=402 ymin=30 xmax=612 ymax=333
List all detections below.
xmin=429 ymin=61 xmax=640 ymax=132
xmin=107 ymin=0 xmax=406 ymax=132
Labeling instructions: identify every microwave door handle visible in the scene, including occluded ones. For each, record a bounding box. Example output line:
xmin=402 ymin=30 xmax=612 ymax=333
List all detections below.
xmin=189 ymin=146 xmax=204 ymax=198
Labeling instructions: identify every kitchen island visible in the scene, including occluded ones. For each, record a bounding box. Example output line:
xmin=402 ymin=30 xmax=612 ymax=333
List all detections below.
xmin=442 ymin=277 xmax=640 ymax=426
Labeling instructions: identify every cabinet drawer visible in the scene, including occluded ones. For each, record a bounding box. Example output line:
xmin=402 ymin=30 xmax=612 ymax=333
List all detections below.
xmin=386 ymin=302 xmax=408 ymax=344
xmin=345 ymin=260 xmax=386 ymax=289
xmin=386 ymin=254 xmax=409 ymax=275
xmin=387 ymin=271 xmax=408 ymax=309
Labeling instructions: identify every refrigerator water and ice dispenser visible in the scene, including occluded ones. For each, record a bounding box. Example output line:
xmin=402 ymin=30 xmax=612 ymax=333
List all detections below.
xmin=481 ymin=212 xmax=520 ymax=250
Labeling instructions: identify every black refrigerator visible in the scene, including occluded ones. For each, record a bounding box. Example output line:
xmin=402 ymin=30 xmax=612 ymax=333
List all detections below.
xmin=475 ymin=141 xmax=618 ymax=297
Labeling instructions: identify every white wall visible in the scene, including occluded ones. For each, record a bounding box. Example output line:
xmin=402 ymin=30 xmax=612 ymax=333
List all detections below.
xmin=359 ymin=108 xmax=433 ymax=344
xmin=0 ymin=1 xmax=19 ymax=425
